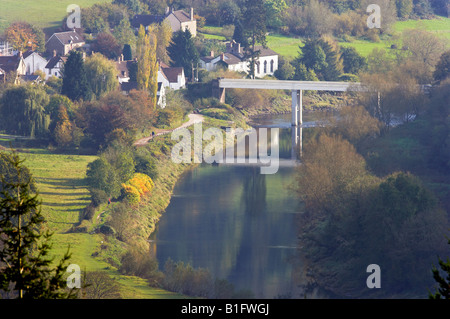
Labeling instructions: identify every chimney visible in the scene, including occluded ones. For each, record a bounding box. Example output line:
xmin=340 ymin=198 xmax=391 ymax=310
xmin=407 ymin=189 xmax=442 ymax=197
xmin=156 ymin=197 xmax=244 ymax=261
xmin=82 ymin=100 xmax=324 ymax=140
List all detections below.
xmin=53 ymin=49 xmax=57 ymax=57
xmin=210 ymin=50 xmax=214 ymax=57
xmin=237 ymin=43 xmax=241 ymax=54
xmin=121 ymin=54 xmax=124 ymax=62
xmin=190 ymin=7 xmax=194 ymax=21
xmin=220 ymin=53 xmax=225 ymax=61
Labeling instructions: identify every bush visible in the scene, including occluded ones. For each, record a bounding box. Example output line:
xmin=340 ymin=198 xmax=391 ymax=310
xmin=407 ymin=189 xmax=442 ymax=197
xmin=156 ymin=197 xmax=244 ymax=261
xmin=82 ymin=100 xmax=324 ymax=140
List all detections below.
xmin=82 ymin=203 xmax=97 ymax=221
xmin=90 ymin=188 xmax=108 ymax=207
xmin=121 ymin=173 xmax=154 ymax=205
xmin=99 ymin=224 xmax=116 ymax=236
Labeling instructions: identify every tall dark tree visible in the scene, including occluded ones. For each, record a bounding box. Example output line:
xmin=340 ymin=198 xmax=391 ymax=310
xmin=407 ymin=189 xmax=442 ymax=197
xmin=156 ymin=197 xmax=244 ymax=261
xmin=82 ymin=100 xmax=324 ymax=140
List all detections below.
xmin=168 ymin=29 xmax=199 ymax=81
xmin=242 ymin=0 xmax=267 ymax=78
xmin=341 ymin=46 xmax=367 ymax=75
xmin=0 ymin=152 xmax=74 ymax=299
xmin=61 ymin=51 xmax=92 ymax=101
xmin=433 ymin=51 xmax=450 ymax=83
xmin=233 ymin=19 xmax=249 ymax=48
xmin=123 ymin=44 xmax=132 ymax=61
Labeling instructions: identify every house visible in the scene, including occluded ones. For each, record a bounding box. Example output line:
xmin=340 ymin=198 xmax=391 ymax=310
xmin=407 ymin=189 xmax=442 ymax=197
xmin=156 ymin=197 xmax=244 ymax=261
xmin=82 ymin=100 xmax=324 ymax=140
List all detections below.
xmin=120 ymin=81 xmax=138 ymax=95
xmin=22 ymin=50 xmax=48 ymax=75
xmin=115 ymin=55 xmax=136 ymax=83
xmin=157 ymin=82 xmax=166 ymax=108
xmin=131 ymin=7 xmax=197 ymax=37
xmin=46 ymin=30 xmax=85 ymax=56
xmin=44 ymin=55 xmax=68 ymax=79
xmin=19 ymin=74 xmax=42 ymax=84
xmin=0 ymin=53 xmax=26 ymax=84
xmin=200 ymin=41 xmax=279 ymax=78
xmin=157 ymin=60 xmax=186 ymax=90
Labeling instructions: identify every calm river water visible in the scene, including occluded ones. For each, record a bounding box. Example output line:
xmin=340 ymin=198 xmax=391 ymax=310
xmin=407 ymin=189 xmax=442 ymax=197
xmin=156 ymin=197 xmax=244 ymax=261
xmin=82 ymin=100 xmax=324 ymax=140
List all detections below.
xmin=149 ymin=113 xmax=323 ymax=298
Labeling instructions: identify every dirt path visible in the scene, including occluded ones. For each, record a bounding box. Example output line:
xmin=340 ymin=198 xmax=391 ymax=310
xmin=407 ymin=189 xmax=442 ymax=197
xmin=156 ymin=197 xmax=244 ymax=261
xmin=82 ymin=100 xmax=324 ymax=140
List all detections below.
xmin=134 ymin=113 xmax=205 ymax=147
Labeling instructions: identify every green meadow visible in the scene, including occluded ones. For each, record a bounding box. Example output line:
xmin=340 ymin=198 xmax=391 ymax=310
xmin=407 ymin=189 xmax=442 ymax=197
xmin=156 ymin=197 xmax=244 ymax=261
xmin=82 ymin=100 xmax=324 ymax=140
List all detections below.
xmin=0 ymin=0 xmax=112 ymax=34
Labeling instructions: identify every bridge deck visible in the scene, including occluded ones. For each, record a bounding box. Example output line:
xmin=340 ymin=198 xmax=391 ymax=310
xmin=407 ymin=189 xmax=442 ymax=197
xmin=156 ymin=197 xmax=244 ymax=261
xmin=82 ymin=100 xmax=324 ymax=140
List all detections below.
xmin=218 ymin=79 xmax=365 ymax=92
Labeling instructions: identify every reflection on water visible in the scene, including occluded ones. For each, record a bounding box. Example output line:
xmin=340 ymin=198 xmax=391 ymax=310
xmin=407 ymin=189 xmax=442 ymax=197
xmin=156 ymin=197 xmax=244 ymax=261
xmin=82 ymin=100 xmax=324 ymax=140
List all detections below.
xmin=149 ymin=113 xmax=319 ymax=298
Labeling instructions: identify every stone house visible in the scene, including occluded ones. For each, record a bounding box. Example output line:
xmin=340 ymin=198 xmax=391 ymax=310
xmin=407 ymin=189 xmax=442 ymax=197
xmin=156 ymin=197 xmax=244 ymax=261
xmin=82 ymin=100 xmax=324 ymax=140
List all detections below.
xmin=131 ymin=7 xmax=197 ymax=37
xmin=45 ymin=30 xmax=85 ymax=56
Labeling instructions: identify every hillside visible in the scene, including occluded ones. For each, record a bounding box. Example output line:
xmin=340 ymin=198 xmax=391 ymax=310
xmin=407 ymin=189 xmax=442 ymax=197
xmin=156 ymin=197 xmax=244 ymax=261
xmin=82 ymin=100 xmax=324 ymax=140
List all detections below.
xmin=0 ymin=0 xmax=112 ymax=34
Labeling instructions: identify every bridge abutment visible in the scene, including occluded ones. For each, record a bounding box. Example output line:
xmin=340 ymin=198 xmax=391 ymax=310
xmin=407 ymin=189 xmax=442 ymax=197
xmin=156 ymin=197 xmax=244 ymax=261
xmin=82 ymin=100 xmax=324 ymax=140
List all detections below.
xmin=291 ymin=90 xmax=302 ymax=126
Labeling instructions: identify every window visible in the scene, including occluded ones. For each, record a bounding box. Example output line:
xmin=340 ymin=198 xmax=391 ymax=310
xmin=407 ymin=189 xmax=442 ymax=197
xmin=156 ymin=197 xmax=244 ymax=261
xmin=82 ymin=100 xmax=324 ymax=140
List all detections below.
xmin=264 ymin=60 xmax=267 ymax=74
xmin=270 ymin=60 xmax=274 ymax=73
xmin=256 ymin=62 xmax=260 ymax=74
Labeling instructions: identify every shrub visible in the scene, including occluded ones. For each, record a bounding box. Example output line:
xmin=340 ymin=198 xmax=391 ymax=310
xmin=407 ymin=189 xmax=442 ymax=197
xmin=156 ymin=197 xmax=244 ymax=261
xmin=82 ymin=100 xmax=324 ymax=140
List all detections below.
xmin=121 ymin=173 xmax=154 ymax=205
xmin=90 ymin=188 xmax=108 ymax=207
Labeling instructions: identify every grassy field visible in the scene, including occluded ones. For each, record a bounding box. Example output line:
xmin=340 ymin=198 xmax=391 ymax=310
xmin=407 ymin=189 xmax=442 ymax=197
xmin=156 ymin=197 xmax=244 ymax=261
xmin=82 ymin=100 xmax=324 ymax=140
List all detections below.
xmin=199 ymin=17 xmax=450 ymax=59
xmin=0 ymin=0 xmax=112 ymax=34
xmin=0 ymin=134 xmax=183 ymax=298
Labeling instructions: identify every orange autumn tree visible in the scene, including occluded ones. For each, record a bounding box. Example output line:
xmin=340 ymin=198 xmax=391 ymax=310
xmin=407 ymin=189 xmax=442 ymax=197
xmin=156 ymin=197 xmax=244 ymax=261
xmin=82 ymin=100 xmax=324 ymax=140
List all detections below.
xmin=4 ymin=22 xmax=39 ymax=52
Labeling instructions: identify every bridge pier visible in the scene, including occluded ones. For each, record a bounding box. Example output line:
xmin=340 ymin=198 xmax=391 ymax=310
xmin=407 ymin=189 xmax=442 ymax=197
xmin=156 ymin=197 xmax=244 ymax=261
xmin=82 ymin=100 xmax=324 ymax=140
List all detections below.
xmin=291 ymin=90 xmax=303 ymax=126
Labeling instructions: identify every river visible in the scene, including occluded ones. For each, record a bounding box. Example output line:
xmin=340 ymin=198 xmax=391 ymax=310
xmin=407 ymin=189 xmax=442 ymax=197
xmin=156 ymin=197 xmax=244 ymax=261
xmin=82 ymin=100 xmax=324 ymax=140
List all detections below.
xmin=149 ymin=112 xmax=324 ymax=298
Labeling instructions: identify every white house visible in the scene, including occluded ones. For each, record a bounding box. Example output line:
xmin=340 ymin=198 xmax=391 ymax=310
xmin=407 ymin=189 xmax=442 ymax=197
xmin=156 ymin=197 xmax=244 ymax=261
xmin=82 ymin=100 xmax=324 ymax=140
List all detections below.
xmin=158 ymin=60 xmax=186 ymax=90
xmin=200 ymin=41 xmax=279 ymax=78
xmin=44 ymin=55 xmax=67 ymax=79
xmin=23 ymin=51 xmax=48 ymax=75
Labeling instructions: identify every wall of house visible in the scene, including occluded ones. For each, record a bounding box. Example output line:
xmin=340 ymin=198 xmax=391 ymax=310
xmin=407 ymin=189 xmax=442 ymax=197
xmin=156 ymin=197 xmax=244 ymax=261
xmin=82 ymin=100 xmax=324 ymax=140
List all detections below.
xmin=46 ymin=37 xmax=64 ymax=56
xmin=255 ymin=55 xmax=278 ymax=78
xmin=24 ymin=54 xmax=47 ymax=75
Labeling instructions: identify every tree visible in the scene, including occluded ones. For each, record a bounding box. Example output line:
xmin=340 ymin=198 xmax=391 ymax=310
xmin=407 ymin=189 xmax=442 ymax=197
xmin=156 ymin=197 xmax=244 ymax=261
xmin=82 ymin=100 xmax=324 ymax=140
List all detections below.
xmin=396 ymin=0 xmax=413 ymax=18
xmin=232 ymin=19 xmax=249 ymax=48
xmin=4 ymin=22 xmax=39 ymax=52
xmin=156 ymin=20 xmax=173 ymax=64
xmin=0 ymin=152 xmax=74 ymax=299
xmin=61 ymin=51 xmax=92 ymax=101
xmin=112 ymin=0 xmax=144 ymax=15
xmin=91 ymin=32 xmax=121 ymax=59
xmin=81 ymin=271 xmax=120 ymax=299
xmin=403 ymin=28 xmax=446 ymax=76
xmin=341 ymin=46 xmax=367 ymax=75
xmin=136 ymin=25 xmax=151 ymax=90
xmin=433 ymin=51 xmax=450 ymax=83
xmin=168 ymin=29 xmax=199 ymax=81
xmin=242 ymin=0 xmax=267 ymax=79
xmin=113 ymin=18 xmax=136 ymax=49
xmin=84 ymin=53 xmax=119 ymax=99
xmin=298 ymin=0 xmax=336 ymax=37
xmin=264 ymin=0 xmax=288 ymax=29
xmin=296 ymin=38 xmax=343 ymax=81
xmin=0 ymin=85 xmax=50 ymax=138
xmin=122 ymin=44 xmax=133 ymax=61
xmin=430 ymin=239 xmax=450 ymax=299
xmin=52 ymin=106 xmax=74 ymax=149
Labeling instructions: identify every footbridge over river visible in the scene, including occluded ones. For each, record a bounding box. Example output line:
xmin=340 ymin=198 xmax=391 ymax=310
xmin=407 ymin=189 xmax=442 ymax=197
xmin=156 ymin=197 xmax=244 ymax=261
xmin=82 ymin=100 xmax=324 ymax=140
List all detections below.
xmin=212 ymin=78 xmax=366 ymax=126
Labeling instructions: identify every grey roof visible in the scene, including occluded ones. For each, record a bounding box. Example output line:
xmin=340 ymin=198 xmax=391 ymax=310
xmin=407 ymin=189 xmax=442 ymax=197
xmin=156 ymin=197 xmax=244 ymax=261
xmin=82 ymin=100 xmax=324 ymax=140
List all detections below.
xmin=0 ymin=55 xmax=22 ymax=73
xmin=50 ymin=31 xmax=84 ymax=45
xmin=45 ymin=56 xmax=67 ymax=69
xmin=171 ymin=10 xmax=192 ymax=23
xmin=121 ymin=81 xmax=138 ymax=92
xmin=255 ymin=46 xmax=278 ymax=57
xmin=161 ymin=67 xmax=184 ymax=83
xmin=131 ymin=14 xmax=165 ymax=28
